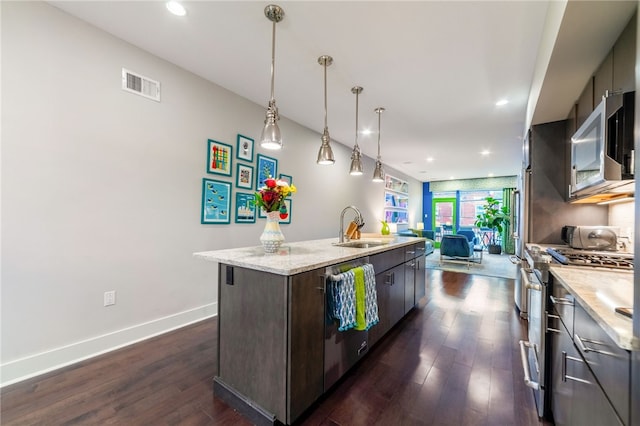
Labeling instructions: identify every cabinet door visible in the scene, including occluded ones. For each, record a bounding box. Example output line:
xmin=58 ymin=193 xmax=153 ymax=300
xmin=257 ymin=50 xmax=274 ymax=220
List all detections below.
xmin=550 ymin=322 xmax=574 ymax=426
xmin=613 ymin=13 xmax=636 ymax=93
xmin=288 ymin=269 xmax=326 ymax=422
xmin=593 ymin=51 xmax=613 ymax=101
xmin=414 ymin=254 xmax=426 ymax=304
xmin=404 ymin=260 xmax=415 ymax=314
xmin=368 ymin=272 xmax=390 ymax=347
xmin=388 ymin=264 xmax=405 ymax=326
xmin=576 ymin=78 xmax=594 ymax=129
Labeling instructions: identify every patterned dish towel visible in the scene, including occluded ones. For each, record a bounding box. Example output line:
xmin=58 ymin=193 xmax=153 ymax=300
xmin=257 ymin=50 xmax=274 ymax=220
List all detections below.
xmin=327 ymin=264 xmax=378 ymax=332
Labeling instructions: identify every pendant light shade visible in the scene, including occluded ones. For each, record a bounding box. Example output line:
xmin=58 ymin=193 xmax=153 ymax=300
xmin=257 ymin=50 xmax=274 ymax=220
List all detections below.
xmin=317 ymin=55 xmax=335 ymax=165
xmin=349 ymin=86 xmax=364 ymax=175
xmin=372 ymin=107 xmax=385 ymax=182
xmin=260 ymin=5 xmax=285 ymax=150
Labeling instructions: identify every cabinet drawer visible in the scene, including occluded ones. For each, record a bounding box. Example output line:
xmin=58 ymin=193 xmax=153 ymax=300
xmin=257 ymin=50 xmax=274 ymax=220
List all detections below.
xmin=404 ymin=242 xmax=423 ymax=261
xmin=550 ymin=280 xmax=574 ymax=335
xmin=574 ymin=302 xmax=630 ymax=425
xmin=370 ymin=247 xmax=404 ymax=273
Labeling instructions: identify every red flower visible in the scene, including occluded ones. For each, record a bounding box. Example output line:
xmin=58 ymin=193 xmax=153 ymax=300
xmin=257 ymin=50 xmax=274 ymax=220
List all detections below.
xmin=265 ymin=178 xmax=276 ymax=188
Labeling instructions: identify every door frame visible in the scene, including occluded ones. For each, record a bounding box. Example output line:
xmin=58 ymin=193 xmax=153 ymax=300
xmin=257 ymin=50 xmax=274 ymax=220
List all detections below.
xmin=432 ymin=197 xmax=457 ymax=248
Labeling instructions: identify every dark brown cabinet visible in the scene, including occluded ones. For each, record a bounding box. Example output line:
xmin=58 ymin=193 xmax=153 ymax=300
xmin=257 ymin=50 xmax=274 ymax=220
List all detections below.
xmin=613 ymin=12 xmax=636 ymax=93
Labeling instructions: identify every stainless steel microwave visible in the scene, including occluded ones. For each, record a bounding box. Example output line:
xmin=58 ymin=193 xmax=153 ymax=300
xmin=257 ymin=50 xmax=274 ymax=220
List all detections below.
xmin=570 ymin=91 xmax=635 ymax=199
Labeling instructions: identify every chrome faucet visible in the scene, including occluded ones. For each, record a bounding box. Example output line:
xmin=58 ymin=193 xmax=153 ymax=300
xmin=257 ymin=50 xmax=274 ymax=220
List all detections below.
xmin=339 ymin=205 xmax=364 ymax=243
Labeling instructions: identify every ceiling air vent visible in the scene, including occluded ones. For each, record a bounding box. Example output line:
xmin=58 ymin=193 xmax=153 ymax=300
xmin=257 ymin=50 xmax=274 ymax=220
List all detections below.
xmin=121 ymin=68 xmax=160 ymax=102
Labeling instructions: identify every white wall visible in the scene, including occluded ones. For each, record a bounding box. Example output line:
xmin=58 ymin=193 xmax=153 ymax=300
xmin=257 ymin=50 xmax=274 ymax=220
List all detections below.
xmin=0 ymin=2 xmax=422 ymax=385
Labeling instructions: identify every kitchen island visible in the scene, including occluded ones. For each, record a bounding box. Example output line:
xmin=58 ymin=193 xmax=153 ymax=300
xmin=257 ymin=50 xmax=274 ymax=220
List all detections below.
xmin=194 ymin=236 xmax=426 ymax=425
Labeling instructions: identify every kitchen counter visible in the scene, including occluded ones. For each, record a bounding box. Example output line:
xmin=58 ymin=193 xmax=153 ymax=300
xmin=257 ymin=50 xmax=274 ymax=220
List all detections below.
xmin=550 ymin=265 xmax=635 ymax=351
xmin=194 ymin=236 xmax=423 ymax=276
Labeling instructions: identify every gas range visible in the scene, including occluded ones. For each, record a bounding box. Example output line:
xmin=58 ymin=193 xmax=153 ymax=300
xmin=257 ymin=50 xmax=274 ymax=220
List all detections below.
xmin=545 ymin=246 xmax=634 ymax=270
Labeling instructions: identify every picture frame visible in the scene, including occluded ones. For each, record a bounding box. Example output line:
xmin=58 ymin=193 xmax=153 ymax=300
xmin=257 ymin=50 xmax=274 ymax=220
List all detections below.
xmin=280 ymin=199 xmax=292 ymax=224
xmin=236 ymin=134 xmax=254 ymax=162
xmin=278 ymin=173 xmax=292 ymax=185
xmin=207 ymin=139 xmax=232 ymax=176
xmin=201 ymin=178 xmax=231 ymax=224
xmin=236 ymin=163 xmax=254 ymax=190
xmin=278 ymin=173 xmax=293 ymax=198
xmin=256 ymin=154 xmax=278 ymax=189
xmin=234 ymin=192 xmax=256 ymax=223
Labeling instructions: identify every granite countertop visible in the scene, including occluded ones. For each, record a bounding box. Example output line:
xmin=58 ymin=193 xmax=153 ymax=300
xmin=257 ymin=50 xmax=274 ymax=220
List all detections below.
xmin=194 ymin=236 xmax=424 ymax=276
xmin=550 ymin=265 xmax=635 ymax=351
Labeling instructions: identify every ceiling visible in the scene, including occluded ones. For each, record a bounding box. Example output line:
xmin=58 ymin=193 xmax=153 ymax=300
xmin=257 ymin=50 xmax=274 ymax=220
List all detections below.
xmin=49 ymin=1 xmax=637 ymax=182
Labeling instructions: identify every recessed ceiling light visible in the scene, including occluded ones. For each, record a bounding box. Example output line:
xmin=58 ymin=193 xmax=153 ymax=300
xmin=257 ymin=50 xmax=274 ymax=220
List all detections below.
xmin=166 ymin=1 xmax=186 ymax=16
xmin=481 ymin=150 xmax=490 ymax=156
xmin=426 ymin=157 xmax=434 ymax=162
xmin=495 ymin=99 xmax=508 ymax=106
xmin=361 ymin=129 xmax=372 ymax=136
xmin=449 ymin=176 xmax=455 ymax=180
xmin=488 ymin=172 xmax=494 ymax=177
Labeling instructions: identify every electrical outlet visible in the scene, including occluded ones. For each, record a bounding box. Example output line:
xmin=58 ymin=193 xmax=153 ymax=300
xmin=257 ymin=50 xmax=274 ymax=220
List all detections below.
xmin=104 ymin=290 xmax=116 ymax=307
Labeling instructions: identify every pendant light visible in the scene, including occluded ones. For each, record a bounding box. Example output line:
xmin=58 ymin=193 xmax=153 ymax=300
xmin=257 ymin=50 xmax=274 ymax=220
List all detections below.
xmin=372 ymin=107 xmax=385 ymax=182
xmin=316 ymin=55 xmax=335 ymax=165
xmin=260 ymin=5 xmax=285 ymax=150
xmin=349 ymin=86 xmax=364 ymax=175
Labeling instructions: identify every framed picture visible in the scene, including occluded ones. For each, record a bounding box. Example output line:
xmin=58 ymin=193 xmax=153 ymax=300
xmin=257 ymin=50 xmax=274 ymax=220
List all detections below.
xmin=236 ymin=134 xmax=254 ymax=162
xmin=280 ymin=199 xmax=292 ymax=224
xmin=278 ymin=173 xmax=292 ymax=185
xmin=234 ymin=192 xmax=256 ymax=223
xmin=278 ymin=173 xmax=292 ymax=198
xmin=256 ymin=154 xmax=278 ymax=189
xmin=236 ymin=163 xmax=254 ymax=190
xmin=207 ymin=139 xmax=232 ymax=176
xmin=201 ymin=178 xmax=231 ymax=224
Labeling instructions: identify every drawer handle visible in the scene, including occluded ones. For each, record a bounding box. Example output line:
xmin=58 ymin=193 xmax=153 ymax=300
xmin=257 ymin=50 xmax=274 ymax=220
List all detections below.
xmin=518 ymin=340 xmax=540 ymax=390
xmin=385 ymin=272 xmax=394 ymax=286
xmin=546 ymin=313 xmax=561 ymax=334
xmin=550 ymin=295 xmax=573 ymax=306
xmin=561 ymin=351 xmax=592 ymax=384
xmin=574 ymin=333 xmax=617 ymax=357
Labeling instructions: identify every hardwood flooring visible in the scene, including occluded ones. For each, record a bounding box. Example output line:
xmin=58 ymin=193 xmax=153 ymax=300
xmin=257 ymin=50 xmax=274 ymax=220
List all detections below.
xmin=1 ymin=269 xmax=551 ymax=425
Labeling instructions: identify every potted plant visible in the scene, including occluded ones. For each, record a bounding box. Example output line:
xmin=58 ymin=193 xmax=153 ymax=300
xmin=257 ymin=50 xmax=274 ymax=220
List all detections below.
xmin=475 ymin=196 xmax=510 ymax=254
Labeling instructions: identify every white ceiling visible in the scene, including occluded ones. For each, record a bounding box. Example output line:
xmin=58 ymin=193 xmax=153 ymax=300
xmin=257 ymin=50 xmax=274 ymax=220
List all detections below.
xmin=49 ymin=1 xmax=637 ymax=182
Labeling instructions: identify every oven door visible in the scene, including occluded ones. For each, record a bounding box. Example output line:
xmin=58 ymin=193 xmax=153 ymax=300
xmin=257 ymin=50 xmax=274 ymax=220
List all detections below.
xmin=518 ymin=269 xmax=547 ymax=418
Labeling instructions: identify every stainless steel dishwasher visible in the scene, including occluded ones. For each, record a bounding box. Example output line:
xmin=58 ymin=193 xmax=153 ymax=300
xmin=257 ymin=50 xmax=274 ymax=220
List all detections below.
xmin=323 ymin=258 xmax=369 ymax=391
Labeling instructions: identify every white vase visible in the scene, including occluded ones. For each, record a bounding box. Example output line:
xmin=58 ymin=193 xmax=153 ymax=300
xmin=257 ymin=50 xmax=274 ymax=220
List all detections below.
xmin=260 ymin=211 xmax=285 ymax=253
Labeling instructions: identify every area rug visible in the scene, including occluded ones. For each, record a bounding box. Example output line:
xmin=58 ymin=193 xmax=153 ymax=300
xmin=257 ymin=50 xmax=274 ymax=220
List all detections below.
xmin=425 ymin=249 xmax=518 ymax=280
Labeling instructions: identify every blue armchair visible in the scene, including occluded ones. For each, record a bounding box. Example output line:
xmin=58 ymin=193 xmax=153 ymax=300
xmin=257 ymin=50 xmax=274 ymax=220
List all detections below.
xmin=439 ymin=234 xmax=475 ymax=268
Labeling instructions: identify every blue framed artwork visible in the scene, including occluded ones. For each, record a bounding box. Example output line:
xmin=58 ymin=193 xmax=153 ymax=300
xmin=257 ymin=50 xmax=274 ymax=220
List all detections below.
xmin=256 ymin=154 xmax=278 ymax=189
xmin=280 ymin=199 xmax=292 ymax=224
xmin=201 ymin=178 xmax=231 ymax=224
xmin=279 ymin=173 xmax=292 ymax=197
xmin=234 ymin=192 xmax=256 ymax=223
xmin=236 ymin=163 xmax=254 ymax=190
xmin=207 ymin=139 xmax=232 ymax=176
xmin=236 ymin=134 xmax=254 ymax=162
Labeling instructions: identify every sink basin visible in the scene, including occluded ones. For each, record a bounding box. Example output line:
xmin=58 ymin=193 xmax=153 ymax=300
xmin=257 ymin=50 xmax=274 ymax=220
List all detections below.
xmin=334 ymin=240 xmax=389 ymax=249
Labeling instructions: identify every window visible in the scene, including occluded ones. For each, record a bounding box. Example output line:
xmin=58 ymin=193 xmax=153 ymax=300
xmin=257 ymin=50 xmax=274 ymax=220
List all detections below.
xmin=459 ymin=190 xmax=503 ymax=228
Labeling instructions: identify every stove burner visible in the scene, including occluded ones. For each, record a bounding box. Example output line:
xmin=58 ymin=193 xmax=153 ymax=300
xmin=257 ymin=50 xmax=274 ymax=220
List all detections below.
xmin=547 ymin=247 xmax=634 ymax=270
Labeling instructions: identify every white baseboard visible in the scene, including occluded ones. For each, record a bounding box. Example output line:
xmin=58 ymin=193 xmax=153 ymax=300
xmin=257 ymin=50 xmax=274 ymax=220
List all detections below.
xmin=0 ymin=302 xmax=217 ymax=388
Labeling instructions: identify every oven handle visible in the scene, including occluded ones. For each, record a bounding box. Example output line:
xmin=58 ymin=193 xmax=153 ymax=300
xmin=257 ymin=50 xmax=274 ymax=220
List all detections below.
xmin=518 ymin=340 xmax=540 ymax=390
xmin=546 ymin=312 xmax=562 ymax=334
xmin=520 ymin=268 xmax=542 ymax=291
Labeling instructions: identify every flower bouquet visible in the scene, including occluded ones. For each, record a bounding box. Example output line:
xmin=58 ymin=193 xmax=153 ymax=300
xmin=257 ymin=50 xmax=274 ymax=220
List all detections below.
xmin=254 ymin=176 xmax=297 ymax=253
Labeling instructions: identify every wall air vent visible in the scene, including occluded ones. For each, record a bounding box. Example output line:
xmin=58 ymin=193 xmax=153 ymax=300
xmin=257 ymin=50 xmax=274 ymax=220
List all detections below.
xmin=121 ymin=68 xmax=160 ymax=102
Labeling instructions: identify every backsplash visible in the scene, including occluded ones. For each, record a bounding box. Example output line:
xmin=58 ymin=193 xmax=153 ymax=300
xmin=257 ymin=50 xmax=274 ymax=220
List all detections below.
xmin=609 ymin=201 xmax=635 ymax=252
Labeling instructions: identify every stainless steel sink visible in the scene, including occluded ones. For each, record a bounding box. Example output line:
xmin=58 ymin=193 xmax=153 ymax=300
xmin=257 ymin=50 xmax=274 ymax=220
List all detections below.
xmin=333 ymin=240 xmax=389 ymax=249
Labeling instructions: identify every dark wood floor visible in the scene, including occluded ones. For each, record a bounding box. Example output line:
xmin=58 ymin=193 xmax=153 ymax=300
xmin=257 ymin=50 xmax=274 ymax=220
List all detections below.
xmin=1 ymin=269 xmax=551 ymax=425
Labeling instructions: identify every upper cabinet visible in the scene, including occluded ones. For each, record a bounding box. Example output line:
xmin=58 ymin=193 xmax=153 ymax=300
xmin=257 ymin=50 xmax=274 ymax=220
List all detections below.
xmin=577 ymin=12 xmax=636 ymax=129
xmin=384 ymin=175 xmax=409 ymax=224
xmin=612 ymin=11 xmax=636 ymax=93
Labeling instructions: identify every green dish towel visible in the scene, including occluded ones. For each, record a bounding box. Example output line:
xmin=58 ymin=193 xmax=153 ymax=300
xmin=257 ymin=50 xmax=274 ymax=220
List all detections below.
xmin=353 ymin=266 xmax=366 ymax=331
